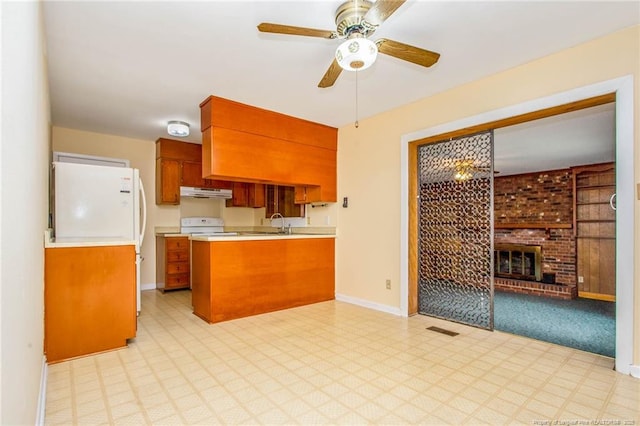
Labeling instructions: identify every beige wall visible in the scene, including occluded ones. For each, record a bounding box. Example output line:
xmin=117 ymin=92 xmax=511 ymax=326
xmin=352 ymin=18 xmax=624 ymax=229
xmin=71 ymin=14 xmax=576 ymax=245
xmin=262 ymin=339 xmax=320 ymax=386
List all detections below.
xmin=1 ymin=1 xmax=51 ymax=423
xmin=336 ymin=26 xmax=639 ymax=358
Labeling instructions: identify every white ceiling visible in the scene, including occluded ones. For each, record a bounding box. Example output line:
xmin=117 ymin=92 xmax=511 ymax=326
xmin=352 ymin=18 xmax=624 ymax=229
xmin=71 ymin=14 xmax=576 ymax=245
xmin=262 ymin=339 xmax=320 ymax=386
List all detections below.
xmin=494 ymin=103 xmax=615 ymax=176
xmin=42 ymin=1 xmax=636 ymax=172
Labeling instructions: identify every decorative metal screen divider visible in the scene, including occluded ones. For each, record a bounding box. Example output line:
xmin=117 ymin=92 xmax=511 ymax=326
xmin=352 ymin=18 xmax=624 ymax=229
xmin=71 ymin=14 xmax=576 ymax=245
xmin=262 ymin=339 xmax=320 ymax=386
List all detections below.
xmin=417 ymin=131 xmax=494 ymax=330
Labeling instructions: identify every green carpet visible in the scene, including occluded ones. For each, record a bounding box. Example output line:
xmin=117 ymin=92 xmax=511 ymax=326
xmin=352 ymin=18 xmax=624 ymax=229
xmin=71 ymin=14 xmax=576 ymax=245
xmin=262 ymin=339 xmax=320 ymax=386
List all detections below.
xmin=494 ymin=291 xmax=615 ymax=357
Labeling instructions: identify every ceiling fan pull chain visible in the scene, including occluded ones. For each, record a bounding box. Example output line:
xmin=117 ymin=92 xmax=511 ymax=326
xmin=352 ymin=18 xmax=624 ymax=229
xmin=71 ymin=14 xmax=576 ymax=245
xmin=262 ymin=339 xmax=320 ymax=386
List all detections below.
xmin=355 ymin=70 xmax=359 ymax=128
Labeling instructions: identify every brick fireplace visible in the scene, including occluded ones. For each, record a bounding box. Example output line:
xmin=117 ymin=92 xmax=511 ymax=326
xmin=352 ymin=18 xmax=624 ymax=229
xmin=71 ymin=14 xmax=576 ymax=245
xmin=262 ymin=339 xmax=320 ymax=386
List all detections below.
xmin=494 ymin=168 xmax=577 ymax=299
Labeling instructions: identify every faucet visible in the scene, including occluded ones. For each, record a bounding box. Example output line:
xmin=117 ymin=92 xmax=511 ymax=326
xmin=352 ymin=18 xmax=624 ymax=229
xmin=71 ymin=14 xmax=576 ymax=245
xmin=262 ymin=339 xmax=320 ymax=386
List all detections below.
xmin=269 ymin=212 xmax=285 ymax=234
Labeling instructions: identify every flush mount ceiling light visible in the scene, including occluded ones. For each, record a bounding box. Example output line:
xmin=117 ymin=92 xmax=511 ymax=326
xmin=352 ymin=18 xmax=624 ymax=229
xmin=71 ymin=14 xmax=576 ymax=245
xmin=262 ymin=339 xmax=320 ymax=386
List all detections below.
xmin=335 ymin=35 xmax=378 ymax=71
xmin=167 ymin=120 xmax=190 ymax=137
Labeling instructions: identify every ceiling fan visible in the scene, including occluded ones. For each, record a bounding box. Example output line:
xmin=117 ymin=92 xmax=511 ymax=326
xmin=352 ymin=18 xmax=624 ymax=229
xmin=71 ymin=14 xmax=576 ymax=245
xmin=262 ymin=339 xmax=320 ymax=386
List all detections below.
xmin=257 ymin=0 xmax=441 ymax=88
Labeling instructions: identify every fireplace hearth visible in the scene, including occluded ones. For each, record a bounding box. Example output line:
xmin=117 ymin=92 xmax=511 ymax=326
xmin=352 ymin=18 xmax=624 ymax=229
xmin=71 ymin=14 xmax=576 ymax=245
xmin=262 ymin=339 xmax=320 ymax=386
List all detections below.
xmin=494 ymin=244 xmax=542 ymax=282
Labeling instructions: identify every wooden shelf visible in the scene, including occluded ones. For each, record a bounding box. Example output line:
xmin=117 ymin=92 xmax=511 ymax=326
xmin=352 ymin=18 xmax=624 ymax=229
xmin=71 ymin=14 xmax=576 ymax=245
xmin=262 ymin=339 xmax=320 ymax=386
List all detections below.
xmin=494 ymin=223 xmax=572 ymax=229
xmin=576 ymin=183 xmax=615 ymax=189
xmin=576 ymin=201 xmax=612 ymax=206
xmin=576 ymin=219 xmax=615 ymax=223
xmin=577 ymin=236 xmax=615 ymax=240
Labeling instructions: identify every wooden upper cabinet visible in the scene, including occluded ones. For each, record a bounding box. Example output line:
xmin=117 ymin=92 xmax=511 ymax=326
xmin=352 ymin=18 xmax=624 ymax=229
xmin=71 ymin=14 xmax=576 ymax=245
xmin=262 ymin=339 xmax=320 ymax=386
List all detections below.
xmin=226 ymin=182 xmax=265 ymax=208
xmin=156 ymin=138 xmax=201 ymax=162
xmin=200 ymin=96 xmax=337 ymax=150
xmin=226 ymin=182 xmax=249 ymax=208
xmin=155 ymin=138 xmax=233 ymax=205
xmin=200 ymin=96 xmax=337 ymax=203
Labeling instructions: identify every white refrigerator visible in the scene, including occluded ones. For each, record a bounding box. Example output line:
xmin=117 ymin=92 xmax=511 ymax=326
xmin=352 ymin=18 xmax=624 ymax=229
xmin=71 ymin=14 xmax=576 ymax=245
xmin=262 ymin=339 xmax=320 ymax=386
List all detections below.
xmin=53 ymin=161 xmax=147 ymax=313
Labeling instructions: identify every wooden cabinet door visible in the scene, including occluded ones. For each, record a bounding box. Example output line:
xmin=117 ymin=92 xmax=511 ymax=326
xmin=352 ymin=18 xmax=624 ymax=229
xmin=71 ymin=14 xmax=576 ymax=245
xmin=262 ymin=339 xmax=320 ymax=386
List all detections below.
xmin=226 ymin=182 xmax=249 ymax=207
xmin=181 ymin=161 xmax=204 ymax=187
xmin=45 ymin=245 xmax=136 ymax=362
xmin=294 ymin=186 xmax=322 ymax=204
xmin=248 ymin=184 xmax=266 ymax=208
xmin=577 ymin=238 xmax=615 ymax=297
xmin=156 ymin=158 xmax=180 ymax=205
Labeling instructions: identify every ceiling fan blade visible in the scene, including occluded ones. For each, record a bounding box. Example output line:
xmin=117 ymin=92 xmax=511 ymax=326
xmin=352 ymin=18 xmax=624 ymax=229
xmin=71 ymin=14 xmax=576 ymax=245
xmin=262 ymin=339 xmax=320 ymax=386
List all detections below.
xmin=318 ymin=58 xmax=343 ymax=88
xmin=257 ymin=23 xmax=337 ymax=39
xmin=363 ymin=0 xmax=407 ymax=26
xmin=376 ymin=38 xmax=440 ymax=68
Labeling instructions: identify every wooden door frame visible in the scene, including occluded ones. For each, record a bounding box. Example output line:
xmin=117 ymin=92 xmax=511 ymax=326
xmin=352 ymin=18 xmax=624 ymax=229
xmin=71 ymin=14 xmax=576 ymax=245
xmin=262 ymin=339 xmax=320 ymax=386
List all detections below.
xmin=407 ymin=94 xmax=615 ymax=315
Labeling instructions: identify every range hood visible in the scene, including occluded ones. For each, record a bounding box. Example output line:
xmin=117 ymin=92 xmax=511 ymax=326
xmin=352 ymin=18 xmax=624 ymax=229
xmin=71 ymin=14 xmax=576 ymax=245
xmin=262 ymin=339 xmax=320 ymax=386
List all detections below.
xmin=180 ymin=186 xmax=232 ymax=199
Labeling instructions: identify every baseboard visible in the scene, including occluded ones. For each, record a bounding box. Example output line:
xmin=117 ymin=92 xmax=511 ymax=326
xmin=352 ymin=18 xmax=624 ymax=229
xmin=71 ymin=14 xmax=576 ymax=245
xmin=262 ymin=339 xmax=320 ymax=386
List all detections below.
xmin=629 ymin=364 xmax=640 ymax=379
xmin=36 ymin=356 xmax=47 ymax=426
xmin=141 ymin=282 xmax=157 ymax=291
xmin=335 ymin=293 xmax=402 ymax=316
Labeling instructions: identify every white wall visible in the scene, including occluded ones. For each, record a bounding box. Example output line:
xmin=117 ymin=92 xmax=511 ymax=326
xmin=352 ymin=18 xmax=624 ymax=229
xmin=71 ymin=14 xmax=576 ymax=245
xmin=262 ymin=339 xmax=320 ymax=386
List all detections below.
xmin=1 ymin=1 xmax=51 ymax=423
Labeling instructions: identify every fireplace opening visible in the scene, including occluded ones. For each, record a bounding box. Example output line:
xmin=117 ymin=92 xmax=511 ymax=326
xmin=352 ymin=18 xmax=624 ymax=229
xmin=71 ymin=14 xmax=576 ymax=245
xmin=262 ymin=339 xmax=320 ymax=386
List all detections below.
xmin=494 ymin=244 xmax=542 ymax=282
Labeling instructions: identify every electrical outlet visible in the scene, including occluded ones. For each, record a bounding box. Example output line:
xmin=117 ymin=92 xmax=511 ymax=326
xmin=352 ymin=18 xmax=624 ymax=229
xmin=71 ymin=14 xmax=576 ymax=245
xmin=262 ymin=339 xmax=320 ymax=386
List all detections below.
xmin=307 ymin=217 xmax=311 ymax=225
xmin=578 ymin=276 xmax=584 ymax=283
xmin=385 ymin=279 xmax=391 ymax=289
xmin=325 ymin=216 xmax=330 ymax=225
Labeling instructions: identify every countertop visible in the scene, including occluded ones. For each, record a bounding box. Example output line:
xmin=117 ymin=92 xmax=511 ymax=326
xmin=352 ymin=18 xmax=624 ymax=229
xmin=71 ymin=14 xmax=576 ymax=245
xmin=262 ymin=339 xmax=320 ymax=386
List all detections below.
xmin=190 ymin=233 xmax=335 ymax=242
xmin=44 ymin=229 xmax=137 ymax=248
xmin=154 ymin=226 xmax=181 ymax=236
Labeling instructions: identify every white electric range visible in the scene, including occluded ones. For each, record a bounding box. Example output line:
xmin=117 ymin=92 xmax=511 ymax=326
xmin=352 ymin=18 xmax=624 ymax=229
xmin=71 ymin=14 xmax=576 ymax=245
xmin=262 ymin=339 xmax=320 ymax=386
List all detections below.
xmin=180 ymin=217 xmax=238 ymax=236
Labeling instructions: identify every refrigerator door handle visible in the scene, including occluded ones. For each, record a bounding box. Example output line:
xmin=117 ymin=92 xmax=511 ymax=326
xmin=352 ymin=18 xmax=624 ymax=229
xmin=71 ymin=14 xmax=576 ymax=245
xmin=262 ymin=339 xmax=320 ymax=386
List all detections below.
xmin=139 ymin=177 xmax=147 ymax=248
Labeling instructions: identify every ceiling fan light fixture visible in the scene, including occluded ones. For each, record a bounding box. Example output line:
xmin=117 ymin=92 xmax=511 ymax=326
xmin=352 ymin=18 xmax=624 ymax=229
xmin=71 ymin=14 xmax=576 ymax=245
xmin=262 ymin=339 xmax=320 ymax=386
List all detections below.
xmin=335 ymin=37 xmax=378 ymax=71
xmin=167 ymin=120 xmax=190 ymax=137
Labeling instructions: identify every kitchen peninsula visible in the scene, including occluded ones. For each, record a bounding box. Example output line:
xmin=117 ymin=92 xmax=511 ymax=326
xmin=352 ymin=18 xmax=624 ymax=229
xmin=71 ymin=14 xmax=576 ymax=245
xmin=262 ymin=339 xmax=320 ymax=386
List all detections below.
xmin=191 ymin=233 xmax=335 ymax=323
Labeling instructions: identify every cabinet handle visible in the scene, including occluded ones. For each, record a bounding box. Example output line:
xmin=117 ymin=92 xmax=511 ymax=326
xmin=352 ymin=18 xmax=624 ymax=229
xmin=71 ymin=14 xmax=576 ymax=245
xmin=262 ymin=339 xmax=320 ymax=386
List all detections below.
xmin=609 ymin=193 xmax=616 ymax=211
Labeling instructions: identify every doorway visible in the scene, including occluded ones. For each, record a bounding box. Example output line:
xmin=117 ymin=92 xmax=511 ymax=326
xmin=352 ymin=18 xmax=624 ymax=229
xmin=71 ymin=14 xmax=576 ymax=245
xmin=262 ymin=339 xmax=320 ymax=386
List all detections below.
xmin=489 ymin=104 xmax=616 ymax=356
xmin=401 ymin=76 xmax=635 ymax=375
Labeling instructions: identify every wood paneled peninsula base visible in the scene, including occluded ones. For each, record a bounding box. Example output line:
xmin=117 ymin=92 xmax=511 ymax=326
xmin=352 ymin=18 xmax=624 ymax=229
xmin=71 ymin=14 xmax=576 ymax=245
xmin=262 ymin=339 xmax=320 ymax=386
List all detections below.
xmin=191 ymin=235 xmax=335 ymax=323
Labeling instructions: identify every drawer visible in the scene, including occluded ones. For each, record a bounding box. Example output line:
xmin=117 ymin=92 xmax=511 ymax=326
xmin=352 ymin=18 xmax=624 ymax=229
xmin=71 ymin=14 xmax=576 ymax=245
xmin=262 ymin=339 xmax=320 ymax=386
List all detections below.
xmin=166 ymin=273 xmax=189 ymax=288
xmin=167 ymin=238 xmax=189 ymax=250
xmin=167 ymin=250 xmax=189 ymax=262
xmin=167 ymin=262 xmax=189 ymax=274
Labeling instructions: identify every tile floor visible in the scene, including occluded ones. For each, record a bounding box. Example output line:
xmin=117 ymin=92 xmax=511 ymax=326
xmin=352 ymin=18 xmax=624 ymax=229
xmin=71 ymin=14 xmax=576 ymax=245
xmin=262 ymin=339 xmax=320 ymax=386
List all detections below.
xmin=45 ymin=290 xmax=640 ymax=425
